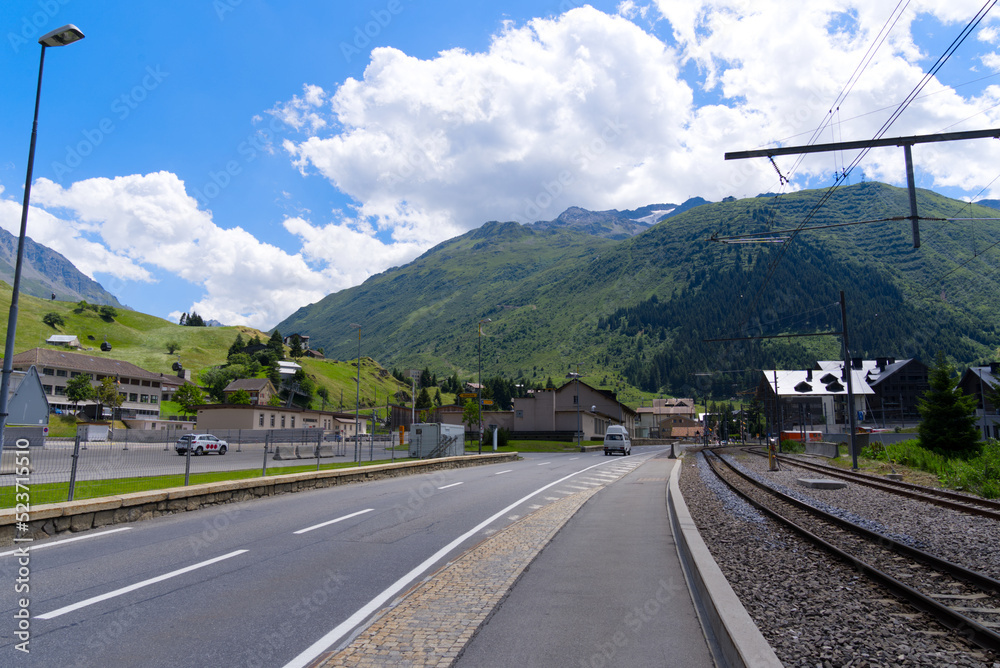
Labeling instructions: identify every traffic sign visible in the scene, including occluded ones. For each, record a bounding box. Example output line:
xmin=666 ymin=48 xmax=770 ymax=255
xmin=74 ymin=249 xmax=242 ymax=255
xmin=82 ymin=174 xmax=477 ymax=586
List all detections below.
xmin=459 ymin=393 xmax=477 ymax=398
xmin=481 ymin=399 xmax=494 ymax=406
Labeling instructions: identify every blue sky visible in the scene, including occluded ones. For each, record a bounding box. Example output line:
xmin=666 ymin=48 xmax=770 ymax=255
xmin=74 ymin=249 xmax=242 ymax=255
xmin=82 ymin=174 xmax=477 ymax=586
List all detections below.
xmin=2 ymin=0 xmax=1000 ymax=329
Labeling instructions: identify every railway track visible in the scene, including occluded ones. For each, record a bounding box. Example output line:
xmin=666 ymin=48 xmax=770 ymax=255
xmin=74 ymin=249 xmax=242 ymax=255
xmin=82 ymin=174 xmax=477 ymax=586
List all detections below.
xmin=744 ymin=446 xmax=1000 ymax=521
xmin=703 ymin=449 xmax=1000 ymax=653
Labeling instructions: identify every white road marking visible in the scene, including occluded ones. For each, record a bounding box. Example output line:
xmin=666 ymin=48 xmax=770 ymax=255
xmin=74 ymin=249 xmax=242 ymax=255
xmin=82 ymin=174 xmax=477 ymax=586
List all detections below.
xmin=0 ymin=527 xmax=132 ymax=557
xmin=537 ymin=462 xmax=552 ymax=466
xmin=569 ymin=457 xmax=579 ymax=460
xmin=294 ymin=509 xmax=374 ymax=535
xmin=494 ymin=470 xmax=513 ymax=475
xmin=438 ymin=482 xmax=464 ymax=490
xmin=282 ymin=457 xmax=627 ymax=668
xmin=37 ymin=550 xmax=248 ymax=620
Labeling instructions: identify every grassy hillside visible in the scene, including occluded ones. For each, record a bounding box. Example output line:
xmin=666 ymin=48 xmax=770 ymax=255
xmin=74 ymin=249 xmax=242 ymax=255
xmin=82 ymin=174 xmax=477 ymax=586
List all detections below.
xmin=276 ymin=182 xmax=1000 ymax=400
xmin=0 ymin=286 xmax=409 ymax=413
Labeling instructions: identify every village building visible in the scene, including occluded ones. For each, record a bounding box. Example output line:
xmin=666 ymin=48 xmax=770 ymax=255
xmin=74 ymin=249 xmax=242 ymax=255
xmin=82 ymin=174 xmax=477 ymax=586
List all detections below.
xmin=635 ymin=397 xmax=697 ymax=438
xmin=222 ymin=378 xmax=278 ymax=405
xmin=193 ymin=404 xmax=364 ymax=437
xmin=10 ymin=348 xmax=165 ymax=419
xmin=957 ymin=362 xmax=1000 ymax=440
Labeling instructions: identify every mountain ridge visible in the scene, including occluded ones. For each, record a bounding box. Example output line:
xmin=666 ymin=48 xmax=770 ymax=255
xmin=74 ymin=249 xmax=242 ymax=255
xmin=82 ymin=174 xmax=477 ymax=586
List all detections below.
xmin=276 ymin=182 xmax=1000 ymax=399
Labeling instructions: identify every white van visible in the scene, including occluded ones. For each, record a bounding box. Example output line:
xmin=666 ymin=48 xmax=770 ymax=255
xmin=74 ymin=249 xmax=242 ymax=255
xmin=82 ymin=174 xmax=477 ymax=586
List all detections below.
xmin=603 ymin=425 xmax=631 ymax=456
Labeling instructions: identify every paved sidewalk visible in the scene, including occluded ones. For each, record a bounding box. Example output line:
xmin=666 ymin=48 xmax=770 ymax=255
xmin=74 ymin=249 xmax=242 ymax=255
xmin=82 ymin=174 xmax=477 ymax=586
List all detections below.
xmin=456 ymin=454 xmax=714 ymax=667
xmin=312 ymin=454 xmax=713 ymax=667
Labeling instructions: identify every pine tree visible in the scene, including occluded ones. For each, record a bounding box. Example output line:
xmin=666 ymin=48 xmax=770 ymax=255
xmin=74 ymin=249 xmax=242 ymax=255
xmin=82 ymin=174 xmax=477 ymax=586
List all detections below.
xmin=918 ymin=352 xmax=981 ymax=457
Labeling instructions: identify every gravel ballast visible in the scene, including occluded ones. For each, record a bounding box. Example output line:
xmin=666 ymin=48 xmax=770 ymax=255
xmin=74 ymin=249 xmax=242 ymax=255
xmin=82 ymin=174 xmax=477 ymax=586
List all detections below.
xmin=679 ymin=450 xmax=1000 ymax=668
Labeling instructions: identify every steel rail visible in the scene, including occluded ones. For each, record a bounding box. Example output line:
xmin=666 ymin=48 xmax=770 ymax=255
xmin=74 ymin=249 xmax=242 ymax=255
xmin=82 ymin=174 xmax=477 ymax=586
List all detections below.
xmin=745 ymin=447 xmax=1000 ymax=520
xmin=703 ymin=450 xmax=1000 ymax=653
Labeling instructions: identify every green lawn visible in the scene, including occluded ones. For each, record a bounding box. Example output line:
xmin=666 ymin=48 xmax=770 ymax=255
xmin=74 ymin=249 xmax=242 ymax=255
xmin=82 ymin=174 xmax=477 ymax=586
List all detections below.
xmin=465 ymin=439 xmax=602 ymax=453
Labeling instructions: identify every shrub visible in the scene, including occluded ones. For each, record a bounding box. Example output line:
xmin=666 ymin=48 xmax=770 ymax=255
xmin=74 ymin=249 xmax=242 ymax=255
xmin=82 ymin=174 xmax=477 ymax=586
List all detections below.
xmin=780 ymin=439 xmax=804 ymax=453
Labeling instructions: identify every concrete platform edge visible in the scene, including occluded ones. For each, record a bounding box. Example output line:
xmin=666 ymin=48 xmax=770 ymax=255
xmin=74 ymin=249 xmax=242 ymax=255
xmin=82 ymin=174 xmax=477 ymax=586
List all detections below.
xmin=667 ymin=456 xmax=783 ymax=668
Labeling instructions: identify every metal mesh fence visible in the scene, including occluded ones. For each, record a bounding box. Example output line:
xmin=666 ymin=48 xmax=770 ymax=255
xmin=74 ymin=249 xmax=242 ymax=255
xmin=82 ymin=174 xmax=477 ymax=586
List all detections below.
xmin=0 ymin=429 xmax=406 ymax=506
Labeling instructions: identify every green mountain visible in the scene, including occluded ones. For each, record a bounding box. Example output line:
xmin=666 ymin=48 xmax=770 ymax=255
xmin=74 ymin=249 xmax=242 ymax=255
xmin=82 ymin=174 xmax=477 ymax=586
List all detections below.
xmin=276 ymin=182 xmax=1000 ymax=400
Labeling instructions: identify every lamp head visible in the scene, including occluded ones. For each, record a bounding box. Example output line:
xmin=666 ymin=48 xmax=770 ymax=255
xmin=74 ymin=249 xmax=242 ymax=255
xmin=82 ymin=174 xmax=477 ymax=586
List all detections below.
xmin=39 ymin=25 xmax=85 ymax=47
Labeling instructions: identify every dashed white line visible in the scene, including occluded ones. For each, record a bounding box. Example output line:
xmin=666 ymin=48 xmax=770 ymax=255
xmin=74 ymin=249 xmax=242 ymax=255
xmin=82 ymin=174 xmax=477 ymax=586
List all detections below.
xmin=438 ymin=482 xmax=464 ymax=490
xmin=294 ymin=509 xmax=374 ymax=535
xmin=0 ymin=527 xmax=132 ymax=557
xmin=282 ymin=456 xmax=627 ymax=668
xmin=494 ymin=469 xmax=513 ymax=475
xmin=537 ymin=462 xmax=552 ymax=466
xmin=37 ymin=550 xmax=248 ymax=620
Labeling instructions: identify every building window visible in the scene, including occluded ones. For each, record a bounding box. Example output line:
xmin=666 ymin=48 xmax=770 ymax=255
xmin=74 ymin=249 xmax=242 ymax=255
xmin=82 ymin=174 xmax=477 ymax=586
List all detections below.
xmin=150 ymin=395 xmax=158 ymax=404
xmin=140 ymin=394 xmax=149 ymax=403
xmin=516 ymin=410 xmax=523 ymax=418
xmin=291 ymin=416 xmax=295 ymax=428
xmin=54 ymin=386 xmax=66 ymax=396
xmin=70 ymin=371 xmax=80 ymax=377
xmin=281 ymin=415 xmax=286 ymax=428
xmin=259 ymin=413 xmax=265 ymax=427
xmin=42 ymin=368 xmax=54 ymax=376
xmin=129 ymin=393 xmax=138 ymax=402
xmin=270 ymin=414 xmax=275 ymax=427
xmin=56 ymin=369 xmax=67 ymax=377
xmin=43 ymin=385 xmax=52 ymax=395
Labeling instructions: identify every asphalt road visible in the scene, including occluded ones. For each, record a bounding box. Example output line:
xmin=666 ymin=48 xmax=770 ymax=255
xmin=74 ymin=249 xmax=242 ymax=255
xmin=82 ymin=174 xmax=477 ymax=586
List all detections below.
xmin=0 ymin=448 xmax=671 ymax=667
xmin=0 ymin=439 xmax=407 ymax=487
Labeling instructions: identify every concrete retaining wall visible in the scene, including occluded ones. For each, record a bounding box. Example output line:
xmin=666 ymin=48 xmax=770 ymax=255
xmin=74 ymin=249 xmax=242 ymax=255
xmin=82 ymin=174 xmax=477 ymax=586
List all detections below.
xmin=0 ymin=453 xmax=517 ymax=548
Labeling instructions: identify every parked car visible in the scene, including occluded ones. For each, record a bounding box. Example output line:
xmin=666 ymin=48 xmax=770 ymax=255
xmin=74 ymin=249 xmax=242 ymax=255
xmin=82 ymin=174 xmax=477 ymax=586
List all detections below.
xmin=176 ymin=433 xmax=228 ymax=456
xmin=603 ymin=425 xmax=631 ymax=456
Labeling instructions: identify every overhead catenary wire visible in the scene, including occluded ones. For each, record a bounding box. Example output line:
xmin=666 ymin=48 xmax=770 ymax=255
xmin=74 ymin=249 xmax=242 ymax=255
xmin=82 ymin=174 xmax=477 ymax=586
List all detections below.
xmin=728 ymin=1 xmax=998 ymax=335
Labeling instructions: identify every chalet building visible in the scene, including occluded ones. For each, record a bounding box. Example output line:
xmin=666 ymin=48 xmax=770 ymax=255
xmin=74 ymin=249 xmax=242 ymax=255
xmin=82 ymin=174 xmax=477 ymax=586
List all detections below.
xmin=11 ymin=348 xmax=164 ymax=419
xmin=511 ymin=381 xmax=635 ymax=440
xmin=222 ymin=378 xmax=277 ymax=405
xmin=757 ymin=367 xmax=874 ymax=434
xmin=957 ymin=363 xmax=1000 ymax=440
xmin=282 ymin=333 xmax=310 ymax=350
xmin=818 ymin=358 xmax=929 ymax=424
xmin=635 ymin=398 xmax=697 ymax=438
xmin=658 ymin=415 xmax=702 ymax=439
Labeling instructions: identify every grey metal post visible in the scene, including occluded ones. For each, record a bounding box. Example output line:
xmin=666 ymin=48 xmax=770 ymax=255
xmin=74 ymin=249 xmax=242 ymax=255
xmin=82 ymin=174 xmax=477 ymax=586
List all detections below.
xmin=841 ymin=291 xmax=859 ymax=469
xmin=67 ymin=431 xmax=82 ymax=501
xmin=904 ymin=144 xmax=921 ymax=249
xmin=261 ymin=432 xmax=269 ymax=477
xmin=184 ymin=435 xmax=192 ymax=486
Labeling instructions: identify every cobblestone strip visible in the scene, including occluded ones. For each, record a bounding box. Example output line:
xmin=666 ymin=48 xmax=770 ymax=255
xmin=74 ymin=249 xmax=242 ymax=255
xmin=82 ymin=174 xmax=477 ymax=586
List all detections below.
xmin=316 ymin=485 xmax=604 ymax=667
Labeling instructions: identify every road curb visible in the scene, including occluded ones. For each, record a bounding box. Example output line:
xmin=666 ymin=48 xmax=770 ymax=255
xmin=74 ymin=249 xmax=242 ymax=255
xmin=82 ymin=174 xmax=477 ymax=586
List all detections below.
xmin=667 ymin=455 xmax=782 ymax=667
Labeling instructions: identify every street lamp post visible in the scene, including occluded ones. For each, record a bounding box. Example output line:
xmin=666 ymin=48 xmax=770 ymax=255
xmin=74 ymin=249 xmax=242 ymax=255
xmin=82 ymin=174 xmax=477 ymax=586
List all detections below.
xmin=477 ymin=318 xmax=490 ymax=454
xmin=350 ymin=323 xmax=361 ymax=462
xmin=566 ymin=366 xmax=581 ymax=449
xmin=0 ymin=25 xmax=85 ymax=457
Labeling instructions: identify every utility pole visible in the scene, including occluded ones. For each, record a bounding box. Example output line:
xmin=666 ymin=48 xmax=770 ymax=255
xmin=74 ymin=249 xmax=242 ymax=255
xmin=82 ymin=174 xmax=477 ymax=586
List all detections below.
xmin=841 ymin=291 xmax=859 ymax=470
